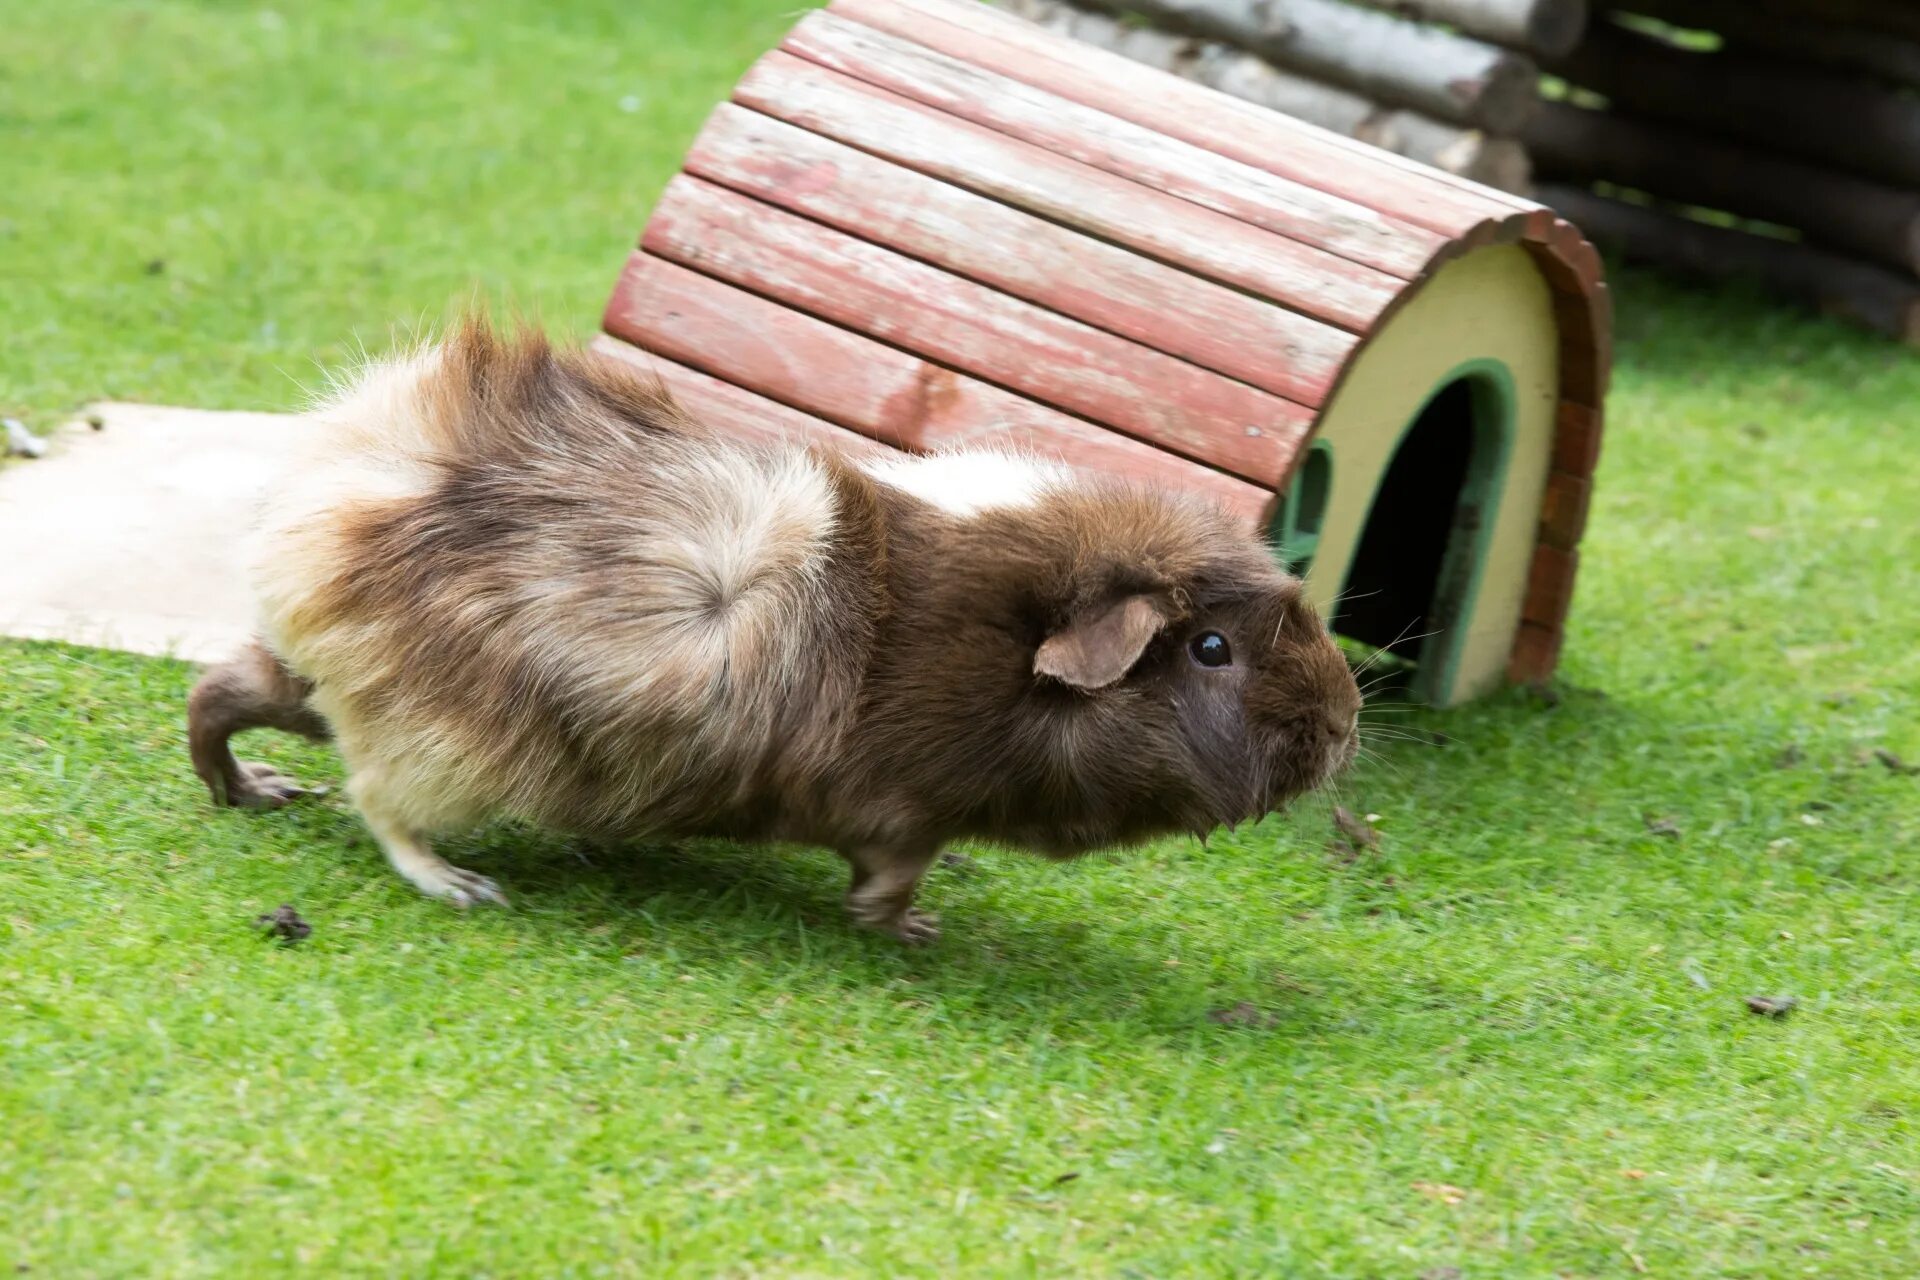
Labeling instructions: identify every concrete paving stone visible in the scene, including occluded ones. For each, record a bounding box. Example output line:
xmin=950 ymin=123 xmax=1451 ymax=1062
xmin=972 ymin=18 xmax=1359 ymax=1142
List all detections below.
xmin=0 ymin=402 xmax=321 ymax=663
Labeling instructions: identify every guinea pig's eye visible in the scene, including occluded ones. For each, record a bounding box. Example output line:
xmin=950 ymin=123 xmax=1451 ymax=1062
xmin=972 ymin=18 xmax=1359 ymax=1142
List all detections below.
xmin=1188 ymin=630 xmax=1232 ymax=669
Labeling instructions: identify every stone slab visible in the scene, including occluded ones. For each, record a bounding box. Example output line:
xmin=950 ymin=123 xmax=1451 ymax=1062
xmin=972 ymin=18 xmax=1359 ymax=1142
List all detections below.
xmin=0 ymin=402 xmax=320 ymax=664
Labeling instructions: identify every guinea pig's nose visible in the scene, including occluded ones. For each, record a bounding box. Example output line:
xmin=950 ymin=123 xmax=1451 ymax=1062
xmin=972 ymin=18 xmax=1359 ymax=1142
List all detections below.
xmin=1320 ymin=713 xmax=1353 ymax=743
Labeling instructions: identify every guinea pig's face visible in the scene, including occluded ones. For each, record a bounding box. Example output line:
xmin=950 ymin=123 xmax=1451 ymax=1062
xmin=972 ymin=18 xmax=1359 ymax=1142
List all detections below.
xmin=1034 ymin=573 xmax=1361 ymax=833
xmin=1173 ymin=587 xmax=1363 ymax=820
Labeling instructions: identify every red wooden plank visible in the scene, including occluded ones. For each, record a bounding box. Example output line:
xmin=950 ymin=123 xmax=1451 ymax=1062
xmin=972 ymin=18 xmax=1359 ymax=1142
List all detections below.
xmin=1522 ymin=544 xmax=1577 ymax=628
xmin=642 ymin=175 xmax=1313 ymax=485
xmin=602 ymin=253 xmax=1276 ymax=526
xmin=1551 ymin=286 xmax=1612 ymax=409
xmin=734 ymin=52 xmax=1395 ymax=333
xmin=587 ymin=335 xmax=884 ymax=457
xmin=1537 ymin=470 xmax=1591 ymax=550
xmin=686 ymin=104 xmax=1355 ymax=407
xmin=1527 ymin=228 xmax=1614 ymax=409
xmin=1551 ymin=401 xmax=1603 ymax=476
xmin=828 ymin=0 xmax=1534 ymax=238
xmin=1506 ymin=621 xmax=1563 ymax=686
xmin=780 ymin=12 xmax=1442 ymax=279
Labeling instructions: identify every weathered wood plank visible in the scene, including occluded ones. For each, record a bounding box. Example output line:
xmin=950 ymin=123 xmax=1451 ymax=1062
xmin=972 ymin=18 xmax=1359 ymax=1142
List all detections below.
xmin=734 ymin=51 xmax=1397 ymax=331
xmin=1522 ymin=543 xmax=1577 ymax=628
xmin=602 ymin=253 xmax=1277 ymax=524
xmin=1506 ymin=620 xmax=1563 ymax=685
xmin=1002 ymin=0 xmax=1534 ymax=192
xmin=826 ymin=0 xmax=1535 ymax=236
xmin=782 ymin=11 xmax=1441 ymax=278
xmin=587 ymin=336 xmax=883 ymax=456
xmin=1550 ymin=400 xmax=1602 ymax=475
xmin=641 ymin=175 xmax=1313 ymax=484
xmin=1345 ymin=0 xmax=1587 ymax=57
xmin=1082 ymin=0 xmax=1540 ymax=131
xmin=686 ymin=104 xmax=1355 ymax=406
xmin=1537 ymin=469 xmax=1591 ymax=550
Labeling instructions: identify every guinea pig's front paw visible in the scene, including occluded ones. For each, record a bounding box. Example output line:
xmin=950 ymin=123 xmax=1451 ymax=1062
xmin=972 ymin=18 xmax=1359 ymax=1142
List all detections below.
xmin=892 ymin=908 xmax=942 ymax=946
xmin=416 ymin=863 xmax=510 ymax=910
xmin=860 ymin=906 xmax=941 ymax=947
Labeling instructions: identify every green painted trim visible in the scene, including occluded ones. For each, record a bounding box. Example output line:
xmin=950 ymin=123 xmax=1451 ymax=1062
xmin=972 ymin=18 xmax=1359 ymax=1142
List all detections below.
xmin=1423 ymin=360 xmax=1517 ymax=704
xmin=1333 ymin=358 xmax=1517 ymax=705
xmin=1266 ymin=438 xmax=1334 ymax=578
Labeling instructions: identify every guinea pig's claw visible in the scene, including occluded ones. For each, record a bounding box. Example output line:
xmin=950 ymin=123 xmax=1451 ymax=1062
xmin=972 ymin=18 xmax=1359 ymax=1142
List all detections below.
xmin=432 ymin=867 xmax=510 ymax=909
xmin=886 ymin=908 xmax=942 ymax=947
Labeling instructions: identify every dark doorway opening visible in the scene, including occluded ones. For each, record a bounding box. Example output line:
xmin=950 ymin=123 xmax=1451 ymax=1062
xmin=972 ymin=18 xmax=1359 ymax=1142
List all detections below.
xmin=1333 ymin=379 xmax=1478 ymax=667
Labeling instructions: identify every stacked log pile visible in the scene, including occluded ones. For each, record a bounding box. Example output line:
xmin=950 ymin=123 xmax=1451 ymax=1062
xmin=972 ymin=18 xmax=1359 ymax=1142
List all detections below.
xmin=1006 ymin=0 xmax=1920 ymax=344
xmin=1532 ymin=5 xmax=1920 ymax=345
xmin=997 ymin=0 xmax=1583 ymax=192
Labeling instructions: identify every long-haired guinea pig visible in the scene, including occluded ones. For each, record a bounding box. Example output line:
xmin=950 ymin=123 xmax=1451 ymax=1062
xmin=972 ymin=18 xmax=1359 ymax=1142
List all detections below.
xmin=188 ymin=322 xmax=1361 ymax=943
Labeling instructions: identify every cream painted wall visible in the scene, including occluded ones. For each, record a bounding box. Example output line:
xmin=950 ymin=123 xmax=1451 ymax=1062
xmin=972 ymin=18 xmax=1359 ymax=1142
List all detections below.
xmin=1296 ymin=245 xmax=1559 ymax=705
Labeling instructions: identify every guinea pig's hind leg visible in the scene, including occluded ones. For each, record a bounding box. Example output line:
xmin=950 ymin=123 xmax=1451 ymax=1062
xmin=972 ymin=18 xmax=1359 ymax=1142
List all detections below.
xmin=355 ymin=797 xmax=509 ymax=910
xmin=188 ymin=639 xmax=330 ymax=809
xmin=842 ymin=845 xmax=940 ymax=945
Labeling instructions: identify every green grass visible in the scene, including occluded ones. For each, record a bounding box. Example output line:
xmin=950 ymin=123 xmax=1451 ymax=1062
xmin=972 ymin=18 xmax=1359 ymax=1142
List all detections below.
xmin=4 ymin=1 xmax=1919 ymax=1275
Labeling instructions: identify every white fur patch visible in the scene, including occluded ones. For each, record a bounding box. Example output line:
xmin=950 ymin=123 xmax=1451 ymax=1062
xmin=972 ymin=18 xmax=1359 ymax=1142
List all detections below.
xmin=861 ymin=449 xmax=1069 ymax=517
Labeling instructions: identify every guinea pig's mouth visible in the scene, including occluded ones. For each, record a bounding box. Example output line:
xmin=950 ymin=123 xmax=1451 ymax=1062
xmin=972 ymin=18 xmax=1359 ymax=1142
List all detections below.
xmin=1250 ymin=727 xmax=1358 ymax=818
xmin=1190 ymin=722 xmax=1361 ymax=838
xmin=1323 ymin=724 xmax=1361 ymax=785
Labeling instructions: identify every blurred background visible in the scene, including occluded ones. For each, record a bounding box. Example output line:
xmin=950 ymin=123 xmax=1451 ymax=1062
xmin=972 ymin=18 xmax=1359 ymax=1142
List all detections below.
xmin=5 ymin=0 xmax=1915 ymax=430
xmin=1007 ymin=0 xmax=1920 ymax=346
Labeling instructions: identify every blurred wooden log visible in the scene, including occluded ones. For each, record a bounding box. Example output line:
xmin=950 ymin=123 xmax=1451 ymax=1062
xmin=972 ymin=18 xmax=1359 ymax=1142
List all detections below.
xmin=1002 ymin=0 xmax=1532 ymax=189
xmin=1349 ymin=0 xmax=1588 ymax=56
xmin=1525 ymin=101 xmax=1920 ymax=273
xmin=1084 ymin=0 xmax=1540 ymax=131
xmin=1539 ymin=184 xmax=1920 ymax=346
xmin=1370 ymin=114 xmax=1531 ymax=194
xmin=1739 ymin=0 xmax=1920 ymax=44
xmin=1611 ymin=0 xmax=1920 ymax=89
xmin=1554 ymin=21 xmax=1920 ymax=188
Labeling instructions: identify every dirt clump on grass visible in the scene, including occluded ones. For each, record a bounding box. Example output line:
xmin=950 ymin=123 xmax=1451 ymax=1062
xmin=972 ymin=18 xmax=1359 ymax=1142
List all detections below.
xmin=1873 ymin=748 xmax=1918 ymax=776
xmin=255 ymin=904 xmax=312 ymax=944
xmin=1207 ymin=1001 xmax=1278 ymax=1029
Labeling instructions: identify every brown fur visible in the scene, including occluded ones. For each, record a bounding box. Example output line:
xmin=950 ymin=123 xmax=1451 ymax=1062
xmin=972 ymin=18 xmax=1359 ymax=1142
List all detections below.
xmin=192 ymin=322 xmax=1360 ymax=939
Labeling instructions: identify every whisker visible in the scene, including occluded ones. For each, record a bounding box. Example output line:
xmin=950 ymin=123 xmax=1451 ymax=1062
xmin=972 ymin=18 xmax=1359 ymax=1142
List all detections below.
xmin=1358 ymin=735 xmax=1430 ymax=753
xmin=1348 ymin=621 xmax=1444 ymax=680
xmin=1352 ymin=753 xmax=1405 ymax=782
xmin=1355 ymin=734 xmax=1423 ymax=755
xmin=1355 ymin=741 xmax=1407 ymax=767
xmin=1321 ymin=585 xmax=1383 ymax=613
xmin=1358 ymin=727 xmax=1434 ymax=741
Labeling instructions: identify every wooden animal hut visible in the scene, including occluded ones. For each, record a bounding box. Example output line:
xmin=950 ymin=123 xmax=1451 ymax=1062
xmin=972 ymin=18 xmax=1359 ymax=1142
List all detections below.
xmin=595 ymin=0 xmax=1610 ymax=705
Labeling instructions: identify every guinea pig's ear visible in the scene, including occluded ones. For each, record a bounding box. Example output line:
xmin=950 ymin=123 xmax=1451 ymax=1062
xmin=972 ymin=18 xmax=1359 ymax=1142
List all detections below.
xmin=1034 ymin=595 xmax=1168 ymax=691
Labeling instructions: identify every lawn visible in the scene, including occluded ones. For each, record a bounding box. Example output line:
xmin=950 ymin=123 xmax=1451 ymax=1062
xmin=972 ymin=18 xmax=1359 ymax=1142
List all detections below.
xmin=3 ymin=1 xmax=1918 ymax=1276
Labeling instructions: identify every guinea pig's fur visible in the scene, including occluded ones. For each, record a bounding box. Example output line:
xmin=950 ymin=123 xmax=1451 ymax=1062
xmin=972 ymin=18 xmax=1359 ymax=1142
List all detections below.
xmin=189 ymin=322 xmax=1361 ymax=942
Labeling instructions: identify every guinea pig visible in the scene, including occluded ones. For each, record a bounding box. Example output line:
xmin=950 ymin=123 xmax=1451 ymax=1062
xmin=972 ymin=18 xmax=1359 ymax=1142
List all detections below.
xmin=188 ymin=322 xmax=1361 ymax=943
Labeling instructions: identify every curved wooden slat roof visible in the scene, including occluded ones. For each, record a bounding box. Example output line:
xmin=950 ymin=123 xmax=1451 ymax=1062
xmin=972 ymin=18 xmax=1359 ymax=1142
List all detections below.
xmin=598 ymin=0 xmax=1609 ymax=686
